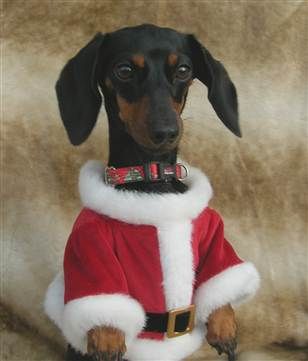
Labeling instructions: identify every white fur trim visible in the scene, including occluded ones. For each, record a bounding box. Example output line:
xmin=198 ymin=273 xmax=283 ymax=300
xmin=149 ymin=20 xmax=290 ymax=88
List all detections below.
xmin=125 ymin=326 xmax=205 ymax=361
xmin=157 ymin=222 xmax=194 ymax=309
xmin=44 ymin=272 xmax=64 ymax=329
xmin=44 ymin=273 xmax=146 ymax=354
xmin=79 ymin=160 xmax=212 ymax=226
xmin=194 ymin=262 xmax=260 ymax=322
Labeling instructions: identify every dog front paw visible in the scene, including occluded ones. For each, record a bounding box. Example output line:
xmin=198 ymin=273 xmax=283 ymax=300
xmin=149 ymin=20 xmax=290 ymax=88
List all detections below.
xmin=87 ymin=326 xmax=126 ymax=361
xmin=206 ymin=304 xmax=237 ymax=361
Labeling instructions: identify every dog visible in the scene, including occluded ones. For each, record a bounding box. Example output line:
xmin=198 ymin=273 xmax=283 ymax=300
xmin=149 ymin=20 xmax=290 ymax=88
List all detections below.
xmin=44 ymin=24 xmax=259 ymax=361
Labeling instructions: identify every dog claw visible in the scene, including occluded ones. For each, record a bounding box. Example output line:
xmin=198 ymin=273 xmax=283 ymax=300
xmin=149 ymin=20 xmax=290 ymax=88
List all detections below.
xmin=227 ymin=352 xmax=236 ymax=361
xmin=116 ymin=352 xmax=124 ymax=361
xmin=210 ymin=338 xmax=237 ymax=361
xmin=226 ymin=346 xmax=236 ymax=361
xmin=91 ymin=351 xmax=123 ymax=361
xmin=92 ymin=353 xmax=100 ymax=361
xmin=216 ymin=345 xmax=222 ymax=355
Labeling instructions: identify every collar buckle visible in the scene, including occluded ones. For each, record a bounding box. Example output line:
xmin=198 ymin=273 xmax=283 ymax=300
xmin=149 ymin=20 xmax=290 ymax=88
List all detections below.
xmin=144 ymin=163 xmax=177 ymax=183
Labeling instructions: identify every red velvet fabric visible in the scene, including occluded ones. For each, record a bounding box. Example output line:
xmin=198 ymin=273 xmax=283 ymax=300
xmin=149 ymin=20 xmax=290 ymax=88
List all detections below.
xmin=63 ymin=207 xmax=242 ymax=340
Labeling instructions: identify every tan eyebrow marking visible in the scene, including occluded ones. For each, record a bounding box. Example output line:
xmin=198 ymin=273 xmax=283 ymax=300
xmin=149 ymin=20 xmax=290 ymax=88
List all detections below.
xmin=132 ymin=54 xmax=145 ymax=68
xmin=168 ymin=53 xmax=178 ymax=66
xmin=104 ymin=77 xmax=113 ymax=90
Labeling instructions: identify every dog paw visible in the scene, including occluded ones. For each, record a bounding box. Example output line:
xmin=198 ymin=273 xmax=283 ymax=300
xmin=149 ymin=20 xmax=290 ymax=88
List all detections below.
xmin=206 ymin=304 xmax=237 ymax=361
xmin=87 ymin=326 xmax=126 ymax=361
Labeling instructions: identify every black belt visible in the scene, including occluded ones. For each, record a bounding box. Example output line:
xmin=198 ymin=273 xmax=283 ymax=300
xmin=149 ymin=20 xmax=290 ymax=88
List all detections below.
xmin=144 ymin=305 xmax=196 ymax=338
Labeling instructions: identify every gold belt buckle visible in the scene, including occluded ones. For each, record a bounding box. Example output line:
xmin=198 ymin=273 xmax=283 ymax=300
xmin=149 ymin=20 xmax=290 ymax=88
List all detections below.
xmin=166 ymin=304 xmax=196 ymax=338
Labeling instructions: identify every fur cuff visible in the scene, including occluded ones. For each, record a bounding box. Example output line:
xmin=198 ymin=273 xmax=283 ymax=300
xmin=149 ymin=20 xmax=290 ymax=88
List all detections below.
xmin=44 ymin=272 xmax=65 ymax=330
xmin=194 ymin=262 xmax=260 ymax=322
xmin=63 ymin=294 xmax=146 ymax=353
xmin=44 ymin=273 xmax=146 ymax=354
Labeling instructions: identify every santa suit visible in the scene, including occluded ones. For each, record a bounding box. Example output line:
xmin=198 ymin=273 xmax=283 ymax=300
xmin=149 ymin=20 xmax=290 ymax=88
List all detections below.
xmin=45 ymin=161 xmax=260 ymax=361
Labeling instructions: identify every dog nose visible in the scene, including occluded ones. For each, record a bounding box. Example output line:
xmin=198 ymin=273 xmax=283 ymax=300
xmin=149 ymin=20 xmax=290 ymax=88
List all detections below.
xmin=152 ymin=128 xmax=179 ymax=144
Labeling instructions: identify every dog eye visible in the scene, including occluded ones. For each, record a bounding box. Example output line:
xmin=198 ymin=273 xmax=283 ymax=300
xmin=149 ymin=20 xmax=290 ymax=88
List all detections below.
xmin=114 ymin=63 xmax=134 ymax=80
xmin=175 ymin=65 xmax=191 ymax=80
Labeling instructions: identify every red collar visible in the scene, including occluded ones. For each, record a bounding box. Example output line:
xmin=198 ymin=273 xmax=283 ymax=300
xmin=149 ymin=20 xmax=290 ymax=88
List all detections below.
xmin=104 ymin=162 xmax=189 ymax=186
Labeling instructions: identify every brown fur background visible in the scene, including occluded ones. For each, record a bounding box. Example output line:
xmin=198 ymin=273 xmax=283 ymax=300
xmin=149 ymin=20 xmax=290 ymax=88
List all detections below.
xmin=2 ymin=1 xmax=308 ymax=360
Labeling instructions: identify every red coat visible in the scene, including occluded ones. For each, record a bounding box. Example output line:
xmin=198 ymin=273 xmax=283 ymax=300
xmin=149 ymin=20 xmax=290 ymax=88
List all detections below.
xmin=45 ymin=161 xmax=260 ymax=361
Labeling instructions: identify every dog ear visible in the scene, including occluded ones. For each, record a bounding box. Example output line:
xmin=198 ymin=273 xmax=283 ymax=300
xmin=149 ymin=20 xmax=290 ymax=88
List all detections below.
xmin=56 ymin=33 xmax=106 ymax=145
xmin=188 ymin=35 xmax=241 ymax=137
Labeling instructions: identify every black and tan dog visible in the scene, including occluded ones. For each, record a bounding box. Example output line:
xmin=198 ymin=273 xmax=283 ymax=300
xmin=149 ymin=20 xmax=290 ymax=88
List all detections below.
xmin=56 ymin=24 xmax=242 ymax=361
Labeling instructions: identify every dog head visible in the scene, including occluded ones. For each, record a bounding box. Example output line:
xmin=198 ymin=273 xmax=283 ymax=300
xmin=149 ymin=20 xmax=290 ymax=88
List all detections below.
xmin=56 ymin=24 xmax=240 ymax=152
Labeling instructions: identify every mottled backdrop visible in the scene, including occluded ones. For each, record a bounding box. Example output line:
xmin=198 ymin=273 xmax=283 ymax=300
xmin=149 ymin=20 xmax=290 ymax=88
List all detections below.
xmin=2 ymin=1 xmax=308 ymax=360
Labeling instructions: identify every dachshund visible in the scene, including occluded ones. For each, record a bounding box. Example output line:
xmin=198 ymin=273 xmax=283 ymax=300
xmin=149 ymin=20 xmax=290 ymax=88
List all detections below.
xmin=55 ymin=24 xmax=242 ymax=361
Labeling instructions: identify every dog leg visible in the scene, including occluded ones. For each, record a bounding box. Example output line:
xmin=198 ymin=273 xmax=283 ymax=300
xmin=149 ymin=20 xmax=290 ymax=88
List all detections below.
xmin=87 ymin=326 xmax=126 ymax=361
xmin=206 ymin=304 xmax=237 ymax=361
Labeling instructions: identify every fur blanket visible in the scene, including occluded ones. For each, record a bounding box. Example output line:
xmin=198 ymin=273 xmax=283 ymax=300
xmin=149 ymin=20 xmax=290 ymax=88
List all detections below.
xmin=2 ymin=1 xmax=308 ymax=359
